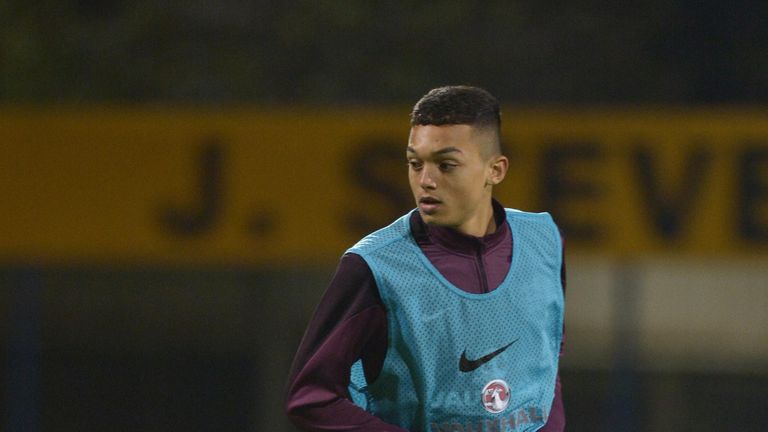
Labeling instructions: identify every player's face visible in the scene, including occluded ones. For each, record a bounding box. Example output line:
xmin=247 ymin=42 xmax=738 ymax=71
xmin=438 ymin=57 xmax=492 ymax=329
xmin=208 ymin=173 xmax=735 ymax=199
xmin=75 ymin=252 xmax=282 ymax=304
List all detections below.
xmin=407 ymin=124 xmax=507 ymax=236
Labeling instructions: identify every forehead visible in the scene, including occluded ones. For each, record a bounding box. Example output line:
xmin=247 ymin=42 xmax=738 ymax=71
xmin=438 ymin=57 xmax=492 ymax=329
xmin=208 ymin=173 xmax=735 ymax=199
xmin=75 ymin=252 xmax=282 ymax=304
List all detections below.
xmin=407 ymin=124 xmax=481 ymax=156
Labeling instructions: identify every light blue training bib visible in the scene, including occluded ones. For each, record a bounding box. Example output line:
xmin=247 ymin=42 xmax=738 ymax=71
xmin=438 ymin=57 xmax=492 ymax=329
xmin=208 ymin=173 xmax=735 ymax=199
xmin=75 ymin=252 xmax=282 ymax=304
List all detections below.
xmin=348 ymin=209 xmax=564 ymax=432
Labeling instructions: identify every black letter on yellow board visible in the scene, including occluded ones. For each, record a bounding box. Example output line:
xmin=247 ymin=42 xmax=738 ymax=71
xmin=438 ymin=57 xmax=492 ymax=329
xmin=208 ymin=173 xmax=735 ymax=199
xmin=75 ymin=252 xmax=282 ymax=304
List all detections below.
xmin=346 ymin=139 xmax=411 ymax=236
xmin=541 ymin=141 xmax=604 ymax=241
xmin=738 ymin=144 xmax=768 ymax=242
xmin=632 ymin=143 xmax=712 ymax=240
xmin=160 ymin=138 xmax=224 ymax=236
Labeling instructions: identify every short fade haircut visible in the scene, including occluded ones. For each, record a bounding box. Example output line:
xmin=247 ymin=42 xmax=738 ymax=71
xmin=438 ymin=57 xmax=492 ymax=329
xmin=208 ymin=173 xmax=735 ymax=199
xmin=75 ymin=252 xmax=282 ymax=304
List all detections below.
xmin=410 ymin=85 xmax=502 ymax=157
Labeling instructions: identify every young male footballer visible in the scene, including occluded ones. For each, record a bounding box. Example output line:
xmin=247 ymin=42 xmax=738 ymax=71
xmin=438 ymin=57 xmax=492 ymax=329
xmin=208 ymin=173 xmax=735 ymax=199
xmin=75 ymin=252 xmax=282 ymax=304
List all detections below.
xmin=285 ymin=86 xmax=566 ymax=431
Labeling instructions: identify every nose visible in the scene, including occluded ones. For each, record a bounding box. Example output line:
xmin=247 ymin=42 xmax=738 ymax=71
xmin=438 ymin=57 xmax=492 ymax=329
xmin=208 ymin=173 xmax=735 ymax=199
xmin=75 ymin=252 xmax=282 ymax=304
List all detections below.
xmin=419 ymin=165 xmax=437 ymax=190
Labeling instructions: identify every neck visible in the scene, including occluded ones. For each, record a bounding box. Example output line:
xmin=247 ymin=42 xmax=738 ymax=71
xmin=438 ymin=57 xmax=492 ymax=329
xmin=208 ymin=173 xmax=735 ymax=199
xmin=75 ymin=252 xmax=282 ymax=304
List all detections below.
xmin=456 ymin=200 xmax=496 ymax=237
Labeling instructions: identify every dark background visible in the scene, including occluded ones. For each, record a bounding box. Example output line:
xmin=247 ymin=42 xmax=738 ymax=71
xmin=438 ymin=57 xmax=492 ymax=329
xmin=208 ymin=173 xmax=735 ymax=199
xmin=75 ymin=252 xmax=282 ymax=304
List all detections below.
xmin=3 ymin=0 xmax=768 ymax=104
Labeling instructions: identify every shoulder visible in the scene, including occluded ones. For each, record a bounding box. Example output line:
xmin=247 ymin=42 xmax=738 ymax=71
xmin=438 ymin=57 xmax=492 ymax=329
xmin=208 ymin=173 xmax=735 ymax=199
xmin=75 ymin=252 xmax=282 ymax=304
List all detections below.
xmin=326 ymin=253 xmax=382 ymax=310
xmin=347 ymin=211 xmax=415 ymax=257
xmin=503 ymin=207 xmax=556 ymax=223
xmin=504 ymin=207 xmax=562 ymax=249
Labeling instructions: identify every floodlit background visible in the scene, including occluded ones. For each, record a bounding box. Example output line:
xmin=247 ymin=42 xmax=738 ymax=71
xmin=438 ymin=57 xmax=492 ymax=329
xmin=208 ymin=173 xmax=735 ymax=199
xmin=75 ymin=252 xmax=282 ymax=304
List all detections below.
xmin=2 ymin=2 xmax=767 ymax=431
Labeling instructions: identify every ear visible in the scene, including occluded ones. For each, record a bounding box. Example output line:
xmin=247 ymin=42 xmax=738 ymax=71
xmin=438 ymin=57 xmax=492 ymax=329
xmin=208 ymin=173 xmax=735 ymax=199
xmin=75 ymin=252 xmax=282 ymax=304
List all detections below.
xmin=486 ymin=155 xmax=509 ymax=186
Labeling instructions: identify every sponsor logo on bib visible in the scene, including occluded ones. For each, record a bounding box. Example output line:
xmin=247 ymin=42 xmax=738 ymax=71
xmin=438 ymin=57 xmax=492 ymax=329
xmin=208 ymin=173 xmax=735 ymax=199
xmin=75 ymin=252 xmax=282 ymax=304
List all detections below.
xmin=481 ymin=379 xmax=510 ymax=413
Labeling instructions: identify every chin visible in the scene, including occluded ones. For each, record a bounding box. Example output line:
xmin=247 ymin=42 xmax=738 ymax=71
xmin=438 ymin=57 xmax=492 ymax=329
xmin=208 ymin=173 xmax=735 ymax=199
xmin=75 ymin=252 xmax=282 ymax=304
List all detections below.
xmin=418 ymin=211 xmax=438 ymax=224
xmin=419 ymin=212 xmax=451 ymax=227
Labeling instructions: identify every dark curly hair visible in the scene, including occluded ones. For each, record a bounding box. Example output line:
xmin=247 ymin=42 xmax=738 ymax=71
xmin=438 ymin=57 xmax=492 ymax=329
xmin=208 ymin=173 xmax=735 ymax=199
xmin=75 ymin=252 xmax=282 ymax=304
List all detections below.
xmin=410 ymin=85 xmax=501 ymax=155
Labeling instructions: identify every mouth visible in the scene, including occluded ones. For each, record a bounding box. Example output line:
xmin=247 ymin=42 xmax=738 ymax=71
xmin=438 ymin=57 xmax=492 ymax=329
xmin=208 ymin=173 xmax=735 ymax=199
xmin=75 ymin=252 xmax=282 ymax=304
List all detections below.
xmin=418 ymin=196 xmax=442 ymax=214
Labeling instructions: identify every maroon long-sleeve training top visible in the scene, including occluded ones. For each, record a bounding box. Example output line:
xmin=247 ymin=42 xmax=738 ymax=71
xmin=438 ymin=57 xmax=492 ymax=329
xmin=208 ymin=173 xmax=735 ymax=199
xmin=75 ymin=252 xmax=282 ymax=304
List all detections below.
xmin=285 ymin=200 xmax=566 ymax=431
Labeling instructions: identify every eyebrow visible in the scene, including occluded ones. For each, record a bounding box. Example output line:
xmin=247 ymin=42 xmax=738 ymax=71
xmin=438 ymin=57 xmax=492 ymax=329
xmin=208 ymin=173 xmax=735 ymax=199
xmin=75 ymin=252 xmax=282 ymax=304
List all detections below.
xmin=406 ymin=146 xmax=463 ymax=156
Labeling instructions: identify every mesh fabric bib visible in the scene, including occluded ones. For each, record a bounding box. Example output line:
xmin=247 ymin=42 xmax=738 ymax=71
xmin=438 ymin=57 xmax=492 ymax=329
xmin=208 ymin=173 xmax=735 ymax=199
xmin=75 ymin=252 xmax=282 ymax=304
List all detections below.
xmin=348 ymin=209 xmax=564 ymax=432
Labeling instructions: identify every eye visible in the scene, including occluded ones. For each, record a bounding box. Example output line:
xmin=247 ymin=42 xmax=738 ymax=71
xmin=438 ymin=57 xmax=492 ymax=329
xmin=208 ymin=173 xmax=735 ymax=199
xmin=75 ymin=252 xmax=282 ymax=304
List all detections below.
xmin=439 ymin=162 xmax=457 ymax=172
xmin=408 ymin=160 xmax=423 ymax=171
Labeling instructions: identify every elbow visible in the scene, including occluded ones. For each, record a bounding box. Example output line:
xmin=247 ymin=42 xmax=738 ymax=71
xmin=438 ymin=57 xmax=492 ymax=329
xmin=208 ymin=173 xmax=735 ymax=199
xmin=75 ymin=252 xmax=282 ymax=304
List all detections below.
xmin=284 ymin=400 xmax=321 ymax=431
xmin=284 ymin=397 xmax=303 ymax=422
xmin=284 ymin=384 xmax=316 ymax=428
xmin=284 ymin=386 xmax=303 ymax=424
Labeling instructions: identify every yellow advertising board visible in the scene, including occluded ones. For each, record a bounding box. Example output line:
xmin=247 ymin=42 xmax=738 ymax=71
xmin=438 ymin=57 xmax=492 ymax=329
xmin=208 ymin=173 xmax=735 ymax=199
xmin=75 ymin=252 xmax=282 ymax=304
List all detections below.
xmin=1 ymin=107 xmax=767 ymax=264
